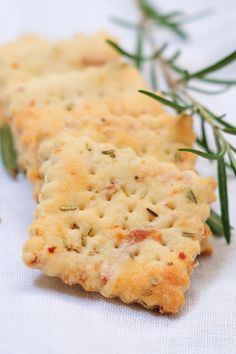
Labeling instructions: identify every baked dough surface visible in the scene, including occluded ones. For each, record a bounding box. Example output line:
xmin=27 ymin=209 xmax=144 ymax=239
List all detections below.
xmin=23 ymin=134 xmax=216 ymax=313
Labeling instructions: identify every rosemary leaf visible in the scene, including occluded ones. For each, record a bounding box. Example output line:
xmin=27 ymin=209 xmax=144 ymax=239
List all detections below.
xmin=200 ymin=77 xmax=236 ymax=85
xmin=215 ymin=135 xmax=231 ymax=243
xmin=195 ymin=138 xmax=233 ymax=168
xmin=183 ymin=50 xmax=236 ymax=81
xmin=178 ymin=146 xmax=226 ymax=160
xmin=223 ymin=127 xmax=236 ymax=135
xmin=135 ymin=28 xmax=143 ymax=69
xmin=0 ymin=124 xmax=18 ymax=177
xmin=149 ymin=62 xmax=158 ymax=90
xmin=168 ymin=62 xmax=188 ymax=75
xmin=110 ymin=17 xmax=138 ymax=30
xmin=106 ymin=40 xmax=141 ymax=60
xmin=178 ymin=9 xmax=211 ymax=25
xmin=197 ymin=137 xmax=233 ymax=171
xmin=227 ymin=148 xmax=236 ymax=176
xmin=138 ymin=90 xmax=187 ymax=112
xmin=213 ymin=117 xmax=235 ymax=129
xmin=206 ymin=209 xmax=224 ymax=236
xmin=186 ymin=190 xmax=197 ymax=203
xmin=162 ymin=11 xmax=184 ymax=20
xmin=167 ymin=49 xmax=181 ymax=64
xmin=106 ymin=40 xmax=166 ymax=62
xmin=200 ymin=119 xmax=210 ymax=152
xmin=150 ymin=43 xmax=168 ymax=59
xmin=187 ymin=84 xmax=231 ymax=95
xmin=205 ymin=108 xmax=235 ymax=129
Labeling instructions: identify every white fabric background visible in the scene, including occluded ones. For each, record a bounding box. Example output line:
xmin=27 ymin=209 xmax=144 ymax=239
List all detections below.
xmin=0 ymin=1 xmax=236 ymax=353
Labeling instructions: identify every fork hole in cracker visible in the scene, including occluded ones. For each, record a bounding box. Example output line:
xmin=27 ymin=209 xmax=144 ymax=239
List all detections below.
xmin=122 ymin=223 xmax=128 ymax=230
xmin=114 ymin=242 xmax=120 ymax=249
xmin=147 ymin=214 xmax=156 ymax=223
xmin=89 ymin=167 xmax=96 ymax=175
xmin=129 ymin=187 xmax=138 ymax=195
xmin=78 ymin=203 xmax=86 ymax=211
xmin=129 ymin=249 xmax=140 ymax=259
xmin=166 ymin=202 xmax=176 ymax=210
xmin=128 ymin=203 xmax=135 ymax=213
xmin=141 ymin=146 xmax=147 ymax=154
xmin=166 ymin=219 xmax=175 ymax=228
xmin=70 ymin=223 xmax=80 ymax=230
xmin=151 ymin=197 xmax=158 ymax=205
xmin=165 ymin=148 xmax=171 ymax=155
xmin=98 ymin=210 xmax=105 ymax=219
xmin=106 ymin=195 xmax=112 ymax=202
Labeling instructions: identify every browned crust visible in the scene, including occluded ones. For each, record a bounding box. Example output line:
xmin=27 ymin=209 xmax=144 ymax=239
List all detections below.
xmin=111 ymin=262 xmax=189 ymax=313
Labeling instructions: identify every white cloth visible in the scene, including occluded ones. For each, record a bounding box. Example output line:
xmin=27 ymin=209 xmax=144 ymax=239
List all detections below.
xmin=0 ymin=1 xmax=236 ymax=353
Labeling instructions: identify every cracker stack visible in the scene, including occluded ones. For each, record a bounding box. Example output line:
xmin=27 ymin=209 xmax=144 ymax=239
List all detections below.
xmin=0 ymin=33 xmax=216 ymax=313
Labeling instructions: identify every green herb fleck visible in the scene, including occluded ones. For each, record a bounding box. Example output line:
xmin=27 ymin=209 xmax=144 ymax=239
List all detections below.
xmin=186 ymin=190 xmax=197 ymax=204
xmin=86 ymin=143 xmax=92 ymax=151
xmin=63 ymin=240 xmax=81 ymax=253
xmin=102 ymin=149 xmax=116 ymax=158
xmin=140 ymin=189 xmax=147 ymax=199
xmin=121 ymin=184 xmax=130 ymax=196
xmin=88 ymin=228 xmax=94 ymax=237
xmin=146 ymin=208 xmax=159 ymax=217
xmin=182 ymin=232 xmax=195 ymax=238
xmin=65 ymin=102 xmax=74 ymax=111
xmin=59 ymin=205 xmax=77 ymax=212
xmin=174 ymin=151 xmax=183 ymax=162
xmin=81 ymin=234 xmax=87 ymax=247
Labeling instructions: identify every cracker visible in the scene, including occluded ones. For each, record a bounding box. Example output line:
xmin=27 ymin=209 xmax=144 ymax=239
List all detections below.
xmin=0 ymin=32 xmax=120 ymax=124
xmin=6 ymin=61 xmax=164 ymax=174
xmin=12 ymin=106 xmax=195 ymax=190
xmin=2 ymin=63 xmax=155 ymax=116
xmin=6 ymin=63 xmax=194 ymax=178
xmin=0 ymin=32 xmax=119 ymax=87
xmin=23 ymin=134 xmax=216 ymax=313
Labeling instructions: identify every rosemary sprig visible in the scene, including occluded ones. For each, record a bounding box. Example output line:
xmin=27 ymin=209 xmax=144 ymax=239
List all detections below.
xmin=109 ymin=1 xmax=236 ymax=243
xmin=0 ymin=124 xmax=18 ymax=177
xmin=137 ymin=0 xmax=188 ymax=39
xmin=138 ymin=91 xmax=235 ymax=242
